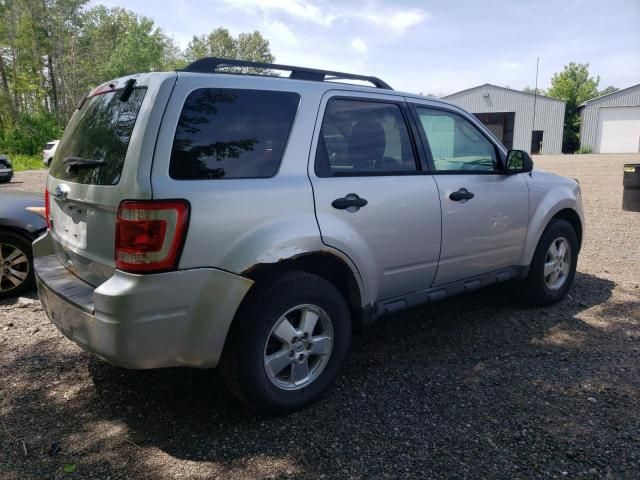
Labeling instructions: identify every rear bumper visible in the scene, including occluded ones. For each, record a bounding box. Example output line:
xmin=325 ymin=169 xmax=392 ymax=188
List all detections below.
xmin=34 ymin=233 xmax=253 ymax=369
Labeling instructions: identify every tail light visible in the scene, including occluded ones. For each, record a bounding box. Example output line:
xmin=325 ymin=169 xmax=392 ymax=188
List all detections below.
xmin=115 ymin=200 xmax=189 ymax=273
xmin=44 ymin=188 xmax=51 ymax=229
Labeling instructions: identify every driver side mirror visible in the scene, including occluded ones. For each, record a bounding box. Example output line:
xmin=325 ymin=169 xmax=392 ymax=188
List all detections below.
xmin=505 ymin=149 xmax=533 ymax=174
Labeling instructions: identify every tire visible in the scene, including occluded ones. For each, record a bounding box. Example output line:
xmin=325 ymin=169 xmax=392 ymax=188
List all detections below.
xmin=523 ymin=219 xmax=578 ymax=306
xmin=220 ymin=270 xmax=351 ymax=415
xmin=0 ymin=231 xmax=36 ymax=300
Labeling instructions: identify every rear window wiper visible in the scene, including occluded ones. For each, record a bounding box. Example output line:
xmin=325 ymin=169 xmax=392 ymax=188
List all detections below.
xmin=63 ymin=156 xmax=105 ymax=170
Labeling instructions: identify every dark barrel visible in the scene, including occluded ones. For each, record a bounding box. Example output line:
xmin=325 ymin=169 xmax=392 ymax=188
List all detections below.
xmin=623 ymin=164 xmax=640 ymax=212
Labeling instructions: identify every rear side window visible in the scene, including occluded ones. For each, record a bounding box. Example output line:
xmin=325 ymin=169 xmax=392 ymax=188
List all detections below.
xmin=315 ymin=98 xmax=417 ymax=177
xmin=50 ymin=88 xmax=147 ymax=185
xmin=170 ymin=88 xmax=300 ymax=180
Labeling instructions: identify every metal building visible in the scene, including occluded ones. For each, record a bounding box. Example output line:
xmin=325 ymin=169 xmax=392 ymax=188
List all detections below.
xmin=579 ymin=83 xmax=640 ymax=153
xmin=443 ymin=84 xmax=565 ymax=155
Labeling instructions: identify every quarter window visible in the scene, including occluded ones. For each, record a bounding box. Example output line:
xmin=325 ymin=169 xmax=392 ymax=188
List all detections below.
xmin=315 ymin=99 xmax=417 ymax=176
xmin=416 ymin=107 xmax=498 ymax=172
xmin=170 ymin=88 xmax=299 ymax=180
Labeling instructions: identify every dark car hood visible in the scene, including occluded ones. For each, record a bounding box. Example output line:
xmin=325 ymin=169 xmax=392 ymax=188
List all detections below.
xmin=0 ymin=191 xmax=46 ymax=235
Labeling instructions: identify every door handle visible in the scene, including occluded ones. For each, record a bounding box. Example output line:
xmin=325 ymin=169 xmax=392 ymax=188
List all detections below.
xmin=332 ymin=193 xmax=368 ymax=210
xmin=449 ymin=188 xmax=475 ymax=201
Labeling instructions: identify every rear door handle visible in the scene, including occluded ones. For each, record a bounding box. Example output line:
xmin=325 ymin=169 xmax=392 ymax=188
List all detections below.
xmin=332 ymin=193 xmax=368 ymax=210
xmin=449 ymin=188 xmax=475 ymax=201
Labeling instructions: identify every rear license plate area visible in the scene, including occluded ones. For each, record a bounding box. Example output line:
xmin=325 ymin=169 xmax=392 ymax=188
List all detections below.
xmin=52 ymin=203 xmax=88 ymax=249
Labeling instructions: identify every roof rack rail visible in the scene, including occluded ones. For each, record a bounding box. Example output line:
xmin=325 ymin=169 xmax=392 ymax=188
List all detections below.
xmin=180 ymin=57 xmax=393 ymax=90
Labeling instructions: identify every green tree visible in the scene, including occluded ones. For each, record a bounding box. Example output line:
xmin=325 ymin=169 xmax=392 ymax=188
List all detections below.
xmin=598 ymin=85 xmax=619 ymax=97
xmin=184 ymin=27 xmax=274 ymax=72
xmin=0 ymin=4 xmax=276 ymax=156
xmin=546 ymin=62 xmax=601 ymax=153
xmin=81 ymin=7 xmax=179 ymax=83
xmin=523 ymin=86 xmax=546 ymax=95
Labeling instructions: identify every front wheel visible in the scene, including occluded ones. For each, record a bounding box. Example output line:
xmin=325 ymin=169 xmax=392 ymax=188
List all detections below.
xmin=220 ymin=271 xmax=351 ymax=415
xmin=524 ymin=218 xmax=578 ymax=306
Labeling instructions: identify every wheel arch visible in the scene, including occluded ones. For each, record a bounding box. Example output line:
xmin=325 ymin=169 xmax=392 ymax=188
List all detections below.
xmin=242 ymin=251 xmax=368 ymax=332
xmin=521 ymin=192 xmax=584 ymax=267
xmin=0 ymin=225 xmax=39 ymax=242
xmin=551 ymin=208 xmax=583 ymax=251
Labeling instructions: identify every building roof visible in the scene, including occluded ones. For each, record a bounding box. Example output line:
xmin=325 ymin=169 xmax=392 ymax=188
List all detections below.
xmin=578 ymin=83 xmax=640 ymax=107
xmin=443 ymin=83 xmax=565 ymax=103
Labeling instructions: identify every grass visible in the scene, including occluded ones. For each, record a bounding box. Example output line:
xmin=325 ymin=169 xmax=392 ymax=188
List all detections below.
xmin=7 ymin=154 xmax=44 ymax=171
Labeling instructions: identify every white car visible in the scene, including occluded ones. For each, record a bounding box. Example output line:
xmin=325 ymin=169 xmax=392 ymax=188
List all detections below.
xmin=42 ymin=140 xmax=59 ymax=167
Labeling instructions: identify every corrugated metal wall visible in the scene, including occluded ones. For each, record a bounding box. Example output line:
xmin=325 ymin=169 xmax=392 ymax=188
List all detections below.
xmin=443 ymin=84 xmax=565 ymax=154
xmin=579 ymin=84 xmax=640 ymax=152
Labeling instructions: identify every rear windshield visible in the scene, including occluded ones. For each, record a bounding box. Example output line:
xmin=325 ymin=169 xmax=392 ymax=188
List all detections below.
xmin=45 ymin=143 xmax=55 ymax=150
xmin=50 ymin=87 xmax=146 ymax=185
xmin=169 ymin=88 xmax=299 ymax=180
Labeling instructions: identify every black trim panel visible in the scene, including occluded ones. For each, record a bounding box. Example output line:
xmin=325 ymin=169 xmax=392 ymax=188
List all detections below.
xmin=372 ymin=266 xmax=528 ymax=319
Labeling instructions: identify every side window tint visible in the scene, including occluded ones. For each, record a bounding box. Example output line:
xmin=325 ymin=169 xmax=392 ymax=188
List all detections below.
xmin=315 ymin=99 xmax=417 ymax=176
xmin=416 ymin=107 xmax=497 ymax=172
xmin=170 ymin=89 xmax=299 ymax=180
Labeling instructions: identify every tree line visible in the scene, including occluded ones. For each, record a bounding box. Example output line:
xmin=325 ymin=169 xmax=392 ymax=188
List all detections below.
xmin=0 ymin=0 xmax=274 ymax=156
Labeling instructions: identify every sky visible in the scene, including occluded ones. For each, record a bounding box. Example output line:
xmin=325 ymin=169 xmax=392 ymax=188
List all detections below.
xmin=96 ymin=0 xmax=640 ymax=96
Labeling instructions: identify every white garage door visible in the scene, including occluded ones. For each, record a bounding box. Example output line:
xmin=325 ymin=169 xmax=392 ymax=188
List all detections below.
xmin=596 ymin=106 xmax=640 ymax=153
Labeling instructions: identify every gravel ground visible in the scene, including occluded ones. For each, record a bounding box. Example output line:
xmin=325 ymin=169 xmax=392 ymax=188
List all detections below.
xmin=1 ymin=154 xmax=639 ymax=479
xmin=0 ymin=169 xmax=48 ymax=193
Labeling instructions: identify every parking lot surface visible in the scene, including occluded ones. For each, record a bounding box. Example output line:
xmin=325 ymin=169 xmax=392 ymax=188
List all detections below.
xmin=1 ymin=154 xmax=639 ymax=479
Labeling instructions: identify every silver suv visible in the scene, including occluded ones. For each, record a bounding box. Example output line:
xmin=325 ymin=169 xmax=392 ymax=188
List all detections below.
xmin=34 ymin=58 xmax=584 ymax=414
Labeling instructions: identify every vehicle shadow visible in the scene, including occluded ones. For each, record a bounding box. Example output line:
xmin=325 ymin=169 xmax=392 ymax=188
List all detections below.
xmin=3 ymin=271 xmax=639 ymax=478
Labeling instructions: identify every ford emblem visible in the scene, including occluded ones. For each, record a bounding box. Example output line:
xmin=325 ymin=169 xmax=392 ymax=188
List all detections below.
xmin=53 ymin=183 xmax=70 ymax=200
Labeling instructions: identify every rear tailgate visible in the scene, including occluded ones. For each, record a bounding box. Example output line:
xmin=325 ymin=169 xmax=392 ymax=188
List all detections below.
xmin=46 ymin=72 xmax=177 ymax=286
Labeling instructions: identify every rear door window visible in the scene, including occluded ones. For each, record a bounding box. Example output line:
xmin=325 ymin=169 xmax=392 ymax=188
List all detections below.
xmin=315 ymin=98 xmax=418 ymax=177
xmin=169 ymin=88 xmax=300 ymax=180
xmin=50 ymin=87 xmax=147 ymax=185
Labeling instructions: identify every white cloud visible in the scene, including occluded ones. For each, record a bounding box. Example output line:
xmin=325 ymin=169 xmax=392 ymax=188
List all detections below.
xmin=365 ymin=8 xmax=428 ymax=32
xmin=221 ymin=0 xmax=429 ymax=33
xmin=223 ymin=0 xmax=337 ymax=26
xmin=265 ymin=20 xmax=296 ymax=45
xmin=350 ymin=37 xmax=367 ymax=53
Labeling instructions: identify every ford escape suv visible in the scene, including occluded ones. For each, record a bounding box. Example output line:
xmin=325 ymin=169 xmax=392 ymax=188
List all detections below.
xmin=34 ymin=58 xmax=584 ymax=414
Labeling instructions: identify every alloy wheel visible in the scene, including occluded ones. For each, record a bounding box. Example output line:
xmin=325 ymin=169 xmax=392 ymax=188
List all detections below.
xmin=0 ymin=243 xmax=29 ymax=293
xmin=544 ymin=237 xmax=571 ymax=290
xmin=263 ymin=304 xmax=334 ymax=391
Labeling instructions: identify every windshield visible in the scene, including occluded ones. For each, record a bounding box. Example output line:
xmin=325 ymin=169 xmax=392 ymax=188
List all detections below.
xmin=50 ymin=87 xmax=146 ymax=185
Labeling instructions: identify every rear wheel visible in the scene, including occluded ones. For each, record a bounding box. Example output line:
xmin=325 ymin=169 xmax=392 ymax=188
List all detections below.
xmin=0 ymin=232 xmax=35 ymax=300
xmin=221 ymin=271 xmax=351 ymax=415
xmin=524 ymin=219 xmax=578 ymax=305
